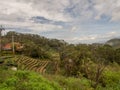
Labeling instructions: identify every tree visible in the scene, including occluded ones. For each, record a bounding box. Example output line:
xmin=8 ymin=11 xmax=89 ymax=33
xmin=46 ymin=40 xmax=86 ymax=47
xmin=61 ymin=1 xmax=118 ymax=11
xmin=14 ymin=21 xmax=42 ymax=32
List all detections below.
xmin=0 ymin=25 xmax=5 ymax=55
xmin=115 ymin=48 xmax=120 ymax=64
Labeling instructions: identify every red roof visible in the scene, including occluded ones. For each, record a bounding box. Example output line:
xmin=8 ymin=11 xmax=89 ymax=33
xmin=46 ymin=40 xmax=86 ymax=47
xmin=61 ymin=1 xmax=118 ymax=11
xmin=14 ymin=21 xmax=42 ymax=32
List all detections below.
xmin=3 ymin=44 xmax=12 ymax=50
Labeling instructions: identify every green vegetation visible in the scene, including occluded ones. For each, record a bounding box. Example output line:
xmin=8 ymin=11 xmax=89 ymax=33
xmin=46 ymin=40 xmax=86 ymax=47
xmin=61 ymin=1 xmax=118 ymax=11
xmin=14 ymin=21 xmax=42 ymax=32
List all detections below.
xmin=0 ymin=68 xmax=61 ymax=90
xmin=44 ymin=75 xmax=93 ymax=90
xmin=3 ymin=31 xmax=66 ymax=59
xmin=0 ymin=31 xmax=120 ymax=90
xmin=0 ymin=65 xmax=120 ymax=90
xmin=12 ymin=55 xmax=58 ymax=74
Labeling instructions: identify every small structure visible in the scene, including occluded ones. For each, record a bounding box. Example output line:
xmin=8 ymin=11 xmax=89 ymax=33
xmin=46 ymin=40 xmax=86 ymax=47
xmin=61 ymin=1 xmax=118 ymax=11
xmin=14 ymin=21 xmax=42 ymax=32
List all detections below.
xmin=15 ymin=42 xmax=24 ymax=51
xmin=11 ymin=66 xmax=17 ymax=71
xmin=2 ymin=42 xmax=23 ymax=51
xmin=3 ymin=43 xmax=12 ymax=50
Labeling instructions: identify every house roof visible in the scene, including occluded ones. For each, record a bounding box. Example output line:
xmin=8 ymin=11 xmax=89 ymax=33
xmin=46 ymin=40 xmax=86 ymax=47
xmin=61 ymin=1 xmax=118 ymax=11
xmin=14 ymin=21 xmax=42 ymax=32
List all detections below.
xmin=3 ymin=43 xmax=12 ymax=50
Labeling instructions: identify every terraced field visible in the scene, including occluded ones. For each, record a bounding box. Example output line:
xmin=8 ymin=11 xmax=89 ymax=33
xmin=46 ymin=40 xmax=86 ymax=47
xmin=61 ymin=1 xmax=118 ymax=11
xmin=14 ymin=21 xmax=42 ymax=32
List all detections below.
xmin=14 ymin=55 xmax=59 ymax=74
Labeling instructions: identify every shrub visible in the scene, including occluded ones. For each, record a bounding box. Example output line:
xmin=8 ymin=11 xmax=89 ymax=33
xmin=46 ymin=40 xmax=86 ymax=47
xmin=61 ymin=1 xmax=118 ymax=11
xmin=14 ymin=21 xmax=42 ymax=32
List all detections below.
xmin=45 ymin=75 xmax=93 ymax=90
xmin=99 ymin=70 xmax=120 ymax=90
xmin=0 ymin=69 xmax=61 ymax=90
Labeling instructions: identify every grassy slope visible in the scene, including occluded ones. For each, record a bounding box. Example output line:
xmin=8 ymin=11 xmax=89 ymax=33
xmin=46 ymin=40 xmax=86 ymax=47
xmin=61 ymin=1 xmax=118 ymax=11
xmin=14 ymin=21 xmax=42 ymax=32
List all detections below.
xmin=0 ymin=56 xmax=120 ymax=90
xmin=0 ymin=69 xmax=61 ymax=90
xmin=43 ymin=63 xmax=120 ymax=90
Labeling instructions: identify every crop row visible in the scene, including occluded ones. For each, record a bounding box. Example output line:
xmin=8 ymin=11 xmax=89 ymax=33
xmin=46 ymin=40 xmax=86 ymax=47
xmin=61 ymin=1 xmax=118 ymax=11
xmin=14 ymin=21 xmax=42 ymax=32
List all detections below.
xmin=14 ymin=56 xmax=54 ymax=73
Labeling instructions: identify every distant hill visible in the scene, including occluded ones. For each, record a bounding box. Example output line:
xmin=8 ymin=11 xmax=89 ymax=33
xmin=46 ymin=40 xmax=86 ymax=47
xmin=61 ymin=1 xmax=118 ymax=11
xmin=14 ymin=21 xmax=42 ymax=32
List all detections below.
xmin=2 ymin=31 xmax=67 ymax=59
xmin=106 ymin=38 xmax=120 ymax=49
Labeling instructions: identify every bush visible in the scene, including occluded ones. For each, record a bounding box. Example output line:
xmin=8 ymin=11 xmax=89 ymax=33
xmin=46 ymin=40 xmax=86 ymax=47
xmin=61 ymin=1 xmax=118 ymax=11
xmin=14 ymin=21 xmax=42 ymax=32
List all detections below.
xmin=0 ymin=69 xmax=61 ymax=90
xmin=99 ymin=70 xmax=120 ymax=90
xmin=45 ymin=75 xmax=93 ymax=90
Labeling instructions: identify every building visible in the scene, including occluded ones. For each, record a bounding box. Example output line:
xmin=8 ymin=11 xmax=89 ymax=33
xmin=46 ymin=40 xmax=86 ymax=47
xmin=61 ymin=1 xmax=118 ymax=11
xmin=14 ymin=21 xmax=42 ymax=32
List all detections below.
xmin=3 ymin=43 xmax=12 ymax=50
xmin=2 ymin=42 xmax=23 ymax=51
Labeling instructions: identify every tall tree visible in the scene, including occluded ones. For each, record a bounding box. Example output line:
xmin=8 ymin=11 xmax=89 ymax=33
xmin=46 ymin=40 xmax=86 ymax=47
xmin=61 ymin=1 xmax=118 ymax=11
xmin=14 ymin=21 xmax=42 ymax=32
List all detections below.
xmin=0 ymin=25 xmax=5 ymax=55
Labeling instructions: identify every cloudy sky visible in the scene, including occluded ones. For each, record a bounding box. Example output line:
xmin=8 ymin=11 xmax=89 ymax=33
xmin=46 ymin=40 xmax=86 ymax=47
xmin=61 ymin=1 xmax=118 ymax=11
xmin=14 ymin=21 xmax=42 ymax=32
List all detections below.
xmin=0 ymin=0 xmax=120 ymax=43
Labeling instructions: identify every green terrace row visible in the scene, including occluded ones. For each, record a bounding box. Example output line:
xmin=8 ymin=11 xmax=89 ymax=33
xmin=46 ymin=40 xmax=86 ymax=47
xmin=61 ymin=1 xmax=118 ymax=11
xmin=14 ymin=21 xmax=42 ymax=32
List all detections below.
xmin=13 ymin=56 xmax=54 ymax=73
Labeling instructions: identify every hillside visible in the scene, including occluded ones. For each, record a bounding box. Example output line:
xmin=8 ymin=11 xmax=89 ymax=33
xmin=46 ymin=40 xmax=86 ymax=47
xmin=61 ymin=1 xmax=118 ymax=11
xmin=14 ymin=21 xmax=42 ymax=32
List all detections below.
xmin=2 ymin=31 xmax=67 ymax=59
xmin=0 ymin=69 xmax=61 ymax=90
xmin=0 ymin=55 xmax=120 ymax=90
xmin=0 ymin=31 xmax=120 ymax=90
xmin=106 ymin=38 xmax=120 ymax=49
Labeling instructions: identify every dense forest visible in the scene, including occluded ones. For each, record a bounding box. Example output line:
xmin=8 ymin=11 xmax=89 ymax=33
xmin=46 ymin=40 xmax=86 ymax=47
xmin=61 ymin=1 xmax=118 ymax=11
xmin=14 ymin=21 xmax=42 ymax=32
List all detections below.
xmin=0 ymin=31 xmax=120 ymax=90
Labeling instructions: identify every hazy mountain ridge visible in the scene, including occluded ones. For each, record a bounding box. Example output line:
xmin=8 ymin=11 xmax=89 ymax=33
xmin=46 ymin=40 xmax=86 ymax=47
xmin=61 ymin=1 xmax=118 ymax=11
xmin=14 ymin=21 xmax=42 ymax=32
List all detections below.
xmin=106 ymin=38 xmax=120 ymax=49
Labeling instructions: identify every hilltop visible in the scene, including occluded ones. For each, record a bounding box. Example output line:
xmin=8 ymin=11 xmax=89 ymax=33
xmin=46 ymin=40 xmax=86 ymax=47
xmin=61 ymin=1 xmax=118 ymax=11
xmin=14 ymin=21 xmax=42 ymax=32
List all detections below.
xmin=2 ymin=31 xmax=67 ymax=59
xmin=106 ymin=38 xmax=120 ymax=49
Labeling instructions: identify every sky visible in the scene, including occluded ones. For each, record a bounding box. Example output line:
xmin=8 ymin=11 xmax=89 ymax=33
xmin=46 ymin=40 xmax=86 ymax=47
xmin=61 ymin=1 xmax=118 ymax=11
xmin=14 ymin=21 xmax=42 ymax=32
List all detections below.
xmin=0 ymin=0 xmax=120 ymax=44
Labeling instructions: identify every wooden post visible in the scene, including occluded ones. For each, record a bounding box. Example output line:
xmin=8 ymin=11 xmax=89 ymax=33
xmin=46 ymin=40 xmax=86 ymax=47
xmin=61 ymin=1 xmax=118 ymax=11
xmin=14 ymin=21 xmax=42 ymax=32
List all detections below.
xmin=12 ymin=35 xmax=15 ymax=55
xmin=0 ymin=30 xmax=2 ymax=55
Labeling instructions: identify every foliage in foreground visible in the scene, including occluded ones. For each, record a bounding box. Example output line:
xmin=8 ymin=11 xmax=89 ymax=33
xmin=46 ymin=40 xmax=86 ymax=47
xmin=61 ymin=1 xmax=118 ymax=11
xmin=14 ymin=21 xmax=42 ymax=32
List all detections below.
xmin=44 ymin=62 xmax=120 ymax=90
xmin=44 ymin=74 xmax=93 ymax=90
xmin=0 ymin=64 xmax=120 ymax=90
xmin=0 ymin=68 xmax=61 ymax=90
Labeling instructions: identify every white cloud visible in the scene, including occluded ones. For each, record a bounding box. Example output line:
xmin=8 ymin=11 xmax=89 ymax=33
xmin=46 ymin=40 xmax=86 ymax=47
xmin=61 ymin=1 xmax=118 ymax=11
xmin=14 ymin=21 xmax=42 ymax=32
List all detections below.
xmin=1 ymin=0 xmax=120 ymax=23
xmin=0 ymin=0 xmax=68 ymax=33
xmin=71 ymin=26 xmax=78 ymax=32
xmin=0 ymin=0 xmax=72 ymax=22
xmin=65 ymin=31 xmax=120 ymax=44
xmin=0 ymin=0 xmax=120 ymax=43
xmin=1 ymin=0 xmax=120 ymax=22
xmin=93 ymin=0 xmax=120 ymax=21
xmin=0 ymin=20 xmax=63 ymax=33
